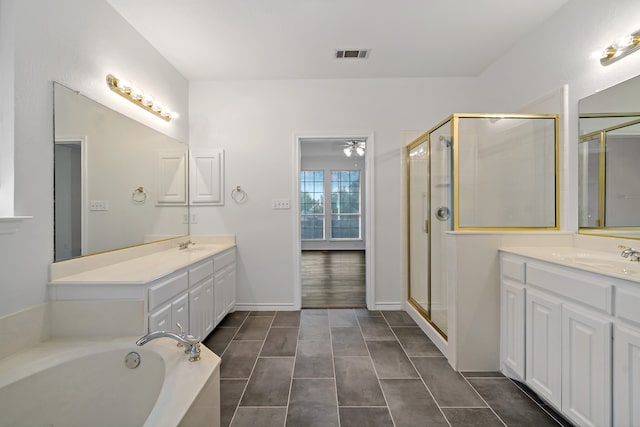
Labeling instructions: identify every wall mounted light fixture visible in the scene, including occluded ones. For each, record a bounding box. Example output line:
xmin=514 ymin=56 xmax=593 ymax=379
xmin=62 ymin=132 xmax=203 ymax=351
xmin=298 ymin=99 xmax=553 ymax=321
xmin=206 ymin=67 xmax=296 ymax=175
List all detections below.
xmin=106 ymin=74 xmax=178 ymax=121
xmin=343 ymin=140 xmax=366 ymax=157
xmin=593 ymin=29 xmax=640 ymax=66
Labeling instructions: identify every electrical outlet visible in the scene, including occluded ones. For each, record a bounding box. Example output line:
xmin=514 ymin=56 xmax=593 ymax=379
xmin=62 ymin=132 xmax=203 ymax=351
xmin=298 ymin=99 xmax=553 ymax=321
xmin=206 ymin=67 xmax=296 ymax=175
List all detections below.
xmin=89 ymin=200 xmax=109 ymax=211
xmin=190 ymin=213 xmax=198 ymax=224
xmin=272 ymin=199 xmax=291 ymax=209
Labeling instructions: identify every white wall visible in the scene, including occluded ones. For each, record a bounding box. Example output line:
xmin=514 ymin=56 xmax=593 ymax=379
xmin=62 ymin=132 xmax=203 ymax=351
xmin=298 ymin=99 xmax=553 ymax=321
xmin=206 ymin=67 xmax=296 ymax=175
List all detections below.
xmin=476 ymin=0 xmax=640 ymax=232
xmin=0 ymin=0 xmax=188 ymax=317
xmin=189 ymin=78 xmax=479 ymax=309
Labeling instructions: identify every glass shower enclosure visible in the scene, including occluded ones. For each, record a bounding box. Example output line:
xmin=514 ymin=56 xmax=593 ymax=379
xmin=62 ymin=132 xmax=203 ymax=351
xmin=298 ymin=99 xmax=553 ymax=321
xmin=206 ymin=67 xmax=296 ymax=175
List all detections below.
xmin=407 ymin=114 xmax=559 ymax=339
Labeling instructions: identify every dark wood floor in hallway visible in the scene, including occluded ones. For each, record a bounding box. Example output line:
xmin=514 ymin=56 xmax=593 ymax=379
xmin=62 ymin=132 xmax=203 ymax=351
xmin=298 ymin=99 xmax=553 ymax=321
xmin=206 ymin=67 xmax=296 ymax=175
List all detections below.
xmin=301 ymin=250 xmax=365 ymax=308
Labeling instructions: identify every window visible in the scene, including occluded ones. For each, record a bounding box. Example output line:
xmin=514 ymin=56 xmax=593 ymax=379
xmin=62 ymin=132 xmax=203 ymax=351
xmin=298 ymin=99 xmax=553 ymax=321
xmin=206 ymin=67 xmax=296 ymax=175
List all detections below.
xmin=300 ymin=170 xmax=324 ymax=240
xmin=331 ymin=170 xmax=361 ymax=239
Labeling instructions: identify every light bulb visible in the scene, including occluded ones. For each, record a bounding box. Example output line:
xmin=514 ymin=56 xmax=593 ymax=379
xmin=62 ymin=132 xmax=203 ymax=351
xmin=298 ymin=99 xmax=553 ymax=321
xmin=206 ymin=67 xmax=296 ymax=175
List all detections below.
xmin=130 ymin=87 xmax=143 ymax=100
xmin=152 ymin=101 xmax=163 ymax=113
xmin=171 ymin=112 xmax=180 ymax=119
xmin=117 ymin=78 xmax=132 ymax=93
xmin=344 ymin=147 xmax=352 ymax=157
xmin=141 ymin=95 xmax=154 ymax=107
xmin=356 ymin=147 xmax=365 ymax=156
xmin=160 ymin=106 xmax=171 ymax=117
xmin=614 ymin=35 xmax=633 ymax=49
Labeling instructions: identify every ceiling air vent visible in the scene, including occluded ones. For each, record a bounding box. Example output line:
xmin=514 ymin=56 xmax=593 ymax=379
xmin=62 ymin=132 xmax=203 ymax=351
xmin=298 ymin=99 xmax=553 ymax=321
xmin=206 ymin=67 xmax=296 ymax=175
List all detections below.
xmin=335 ymin=49 xmax=369 ymax=59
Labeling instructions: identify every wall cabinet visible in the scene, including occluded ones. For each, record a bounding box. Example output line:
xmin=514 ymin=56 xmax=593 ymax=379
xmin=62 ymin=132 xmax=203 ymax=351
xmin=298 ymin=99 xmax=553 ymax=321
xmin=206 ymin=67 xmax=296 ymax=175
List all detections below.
xmin=500 ymin=253 xmax=620 ymax=427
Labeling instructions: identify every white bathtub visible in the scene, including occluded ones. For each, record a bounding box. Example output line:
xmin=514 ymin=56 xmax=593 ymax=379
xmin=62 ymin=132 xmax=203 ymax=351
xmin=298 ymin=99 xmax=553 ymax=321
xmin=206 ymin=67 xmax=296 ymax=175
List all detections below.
xmin=0 ymin=337 xmax=220 ymax=427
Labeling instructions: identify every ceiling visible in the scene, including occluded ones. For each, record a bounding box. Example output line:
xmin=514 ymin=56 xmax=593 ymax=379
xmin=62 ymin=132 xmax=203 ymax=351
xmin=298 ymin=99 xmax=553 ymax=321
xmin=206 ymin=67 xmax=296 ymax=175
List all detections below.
xmin=106 ymin=0 xmax=568 ymax=81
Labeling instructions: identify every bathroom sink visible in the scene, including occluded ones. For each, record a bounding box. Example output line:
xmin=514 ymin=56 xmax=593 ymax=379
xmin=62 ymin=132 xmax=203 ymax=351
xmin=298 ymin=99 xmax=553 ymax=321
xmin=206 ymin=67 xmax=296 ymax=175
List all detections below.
xmin=546 ymin=249 xmax=640 ymax=276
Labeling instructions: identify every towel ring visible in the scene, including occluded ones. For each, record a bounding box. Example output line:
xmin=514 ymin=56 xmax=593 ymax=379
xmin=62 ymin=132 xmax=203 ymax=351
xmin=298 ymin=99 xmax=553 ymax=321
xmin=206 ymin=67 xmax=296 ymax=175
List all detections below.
xmin=231 ymin=186 xmax=247 ymax=203
xmin=132 ymin=186 xmax=147 ymax=204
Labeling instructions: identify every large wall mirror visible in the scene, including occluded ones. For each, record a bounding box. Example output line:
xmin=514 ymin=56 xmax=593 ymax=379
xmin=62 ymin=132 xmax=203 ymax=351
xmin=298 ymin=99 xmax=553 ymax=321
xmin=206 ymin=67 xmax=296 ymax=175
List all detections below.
xmin=54 ymin=82 xmax=189 ymax=262
xmin=578 ymin=75 xmax=640 ymax=239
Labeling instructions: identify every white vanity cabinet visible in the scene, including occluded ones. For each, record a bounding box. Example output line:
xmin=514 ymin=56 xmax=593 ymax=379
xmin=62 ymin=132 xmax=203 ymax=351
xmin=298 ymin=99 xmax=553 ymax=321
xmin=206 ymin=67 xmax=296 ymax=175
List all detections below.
xmin=613 ymin=282 xmax=640 ymax=427
xmin=213 ymin=248 xmax=236 ymax=325
xmin=500 ymin=252 xmax=615 ymax=427
xmin=148 ymin=271 xmax=190 ymax=334
xmin=188 ymin=259 xmax=215 ymax=340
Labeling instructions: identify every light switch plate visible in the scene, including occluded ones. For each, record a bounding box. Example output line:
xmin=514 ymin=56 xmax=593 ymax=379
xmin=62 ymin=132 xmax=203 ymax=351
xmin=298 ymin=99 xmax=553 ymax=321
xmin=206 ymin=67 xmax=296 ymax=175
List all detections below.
xmin=89 ymin=200 xmax=109 ymax=211
xmin=272 ymin=199 xmax=291 ymax=209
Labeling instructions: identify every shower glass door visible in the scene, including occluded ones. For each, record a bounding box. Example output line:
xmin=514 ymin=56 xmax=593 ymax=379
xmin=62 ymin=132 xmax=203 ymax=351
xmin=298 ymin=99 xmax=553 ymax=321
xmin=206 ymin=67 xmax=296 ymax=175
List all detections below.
xmin=407 ymin=139 xmax=429 ymax=317
xmin=429 ymin=122 xmax=452 ymax=336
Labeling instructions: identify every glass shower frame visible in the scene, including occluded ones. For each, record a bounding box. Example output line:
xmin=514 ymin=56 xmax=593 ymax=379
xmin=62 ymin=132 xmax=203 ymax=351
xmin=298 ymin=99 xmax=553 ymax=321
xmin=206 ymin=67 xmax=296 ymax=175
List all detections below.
xmin=407 ymin=113 xmax=560 ymax=340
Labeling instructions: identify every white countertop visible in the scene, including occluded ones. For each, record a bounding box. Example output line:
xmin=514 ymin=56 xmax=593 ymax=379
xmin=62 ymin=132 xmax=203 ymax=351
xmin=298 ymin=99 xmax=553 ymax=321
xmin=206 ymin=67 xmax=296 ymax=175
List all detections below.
xmin=500 ymin=246 xmax=640 ymax=283
xmin=49 ymin=242 xmax=235 ymax=286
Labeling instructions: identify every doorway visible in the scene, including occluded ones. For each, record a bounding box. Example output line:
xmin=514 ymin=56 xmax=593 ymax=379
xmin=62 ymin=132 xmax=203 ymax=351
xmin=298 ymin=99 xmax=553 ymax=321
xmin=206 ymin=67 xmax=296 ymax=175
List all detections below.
xmin=54 ymin=138 xmax=86 ymax=262
xmin=295 ymin=136 xmax=374 ymax=309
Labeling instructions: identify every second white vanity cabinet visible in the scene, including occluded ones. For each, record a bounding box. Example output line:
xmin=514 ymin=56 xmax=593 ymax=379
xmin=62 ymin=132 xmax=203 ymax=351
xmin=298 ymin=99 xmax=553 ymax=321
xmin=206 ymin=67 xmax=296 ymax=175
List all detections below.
xmin=500 ymin=251 xmax=617 ymax=427
xmin=213 ymin=248 xmax=236 ymax=325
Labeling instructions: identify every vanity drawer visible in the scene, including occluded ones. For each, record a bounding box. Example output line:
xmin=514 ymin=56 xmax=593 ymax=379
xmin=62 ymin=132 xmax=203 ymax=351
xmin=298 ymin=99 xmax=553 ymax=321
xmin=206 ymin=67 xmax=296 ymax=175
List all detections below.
xmin=616 ymin=284 xmax=640 ymax=326
xmin=527 ymin=262 xmax=613 ymax=314
xmin=502 ymin=256 xmax=526 ymax=283
xmin=189 ymin=260 xmax=214 ymax=286
xmin=214 ymin=249 xmax=236 ymax=272
xmin=148 ymin=272 xmax=189 ymax=311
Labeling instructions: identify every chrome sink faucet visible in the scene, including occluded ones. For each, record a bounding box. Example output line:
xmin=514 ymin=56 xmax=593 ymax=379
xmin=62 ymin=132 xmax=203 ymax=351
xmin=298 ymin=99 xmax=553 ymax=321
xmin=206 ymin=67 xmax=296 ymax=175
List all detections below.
xmin=178 ymin=240 xmax=196 ymax=250
xmin=136 ymin=325 xmax=201 ymax=361
xmin=618 ymin=245 xmax=640 ymax=262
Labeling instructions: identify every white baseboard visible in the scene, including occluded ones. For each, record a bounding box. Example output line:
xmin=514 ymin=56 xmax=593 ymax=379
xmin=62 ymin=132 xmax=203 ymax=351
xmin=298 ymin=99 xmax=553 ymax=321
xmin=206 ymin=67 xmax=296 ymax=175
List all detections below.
xmin=373 ymin=302 xmax=402 ymax=311
xmin=405 ymin=302 xmax=448 ymax=358
xmin=235 ymin=303 xmax=297 ymax=311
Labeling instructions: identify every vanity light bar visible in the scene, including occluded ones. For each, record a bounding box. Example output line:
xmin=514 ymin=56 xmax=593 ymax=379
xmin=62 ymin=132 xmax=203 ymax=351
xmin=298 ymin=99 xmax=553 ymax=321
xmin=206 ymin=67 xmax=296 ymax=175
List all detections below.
xmin=106 ymin=74 xmax=178 ymax=122
xmin=595 ymin=29 xmax=640 ymax=66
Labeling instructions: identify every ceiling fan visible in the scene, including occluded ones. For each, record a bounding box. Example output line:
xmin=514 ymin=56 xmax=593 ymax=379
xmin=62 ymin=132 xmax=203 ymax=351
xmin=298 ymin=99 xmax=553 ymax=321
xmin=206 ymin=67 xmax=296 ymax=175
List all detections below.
xmin=343 ymin=140 xmax=366 ymax=157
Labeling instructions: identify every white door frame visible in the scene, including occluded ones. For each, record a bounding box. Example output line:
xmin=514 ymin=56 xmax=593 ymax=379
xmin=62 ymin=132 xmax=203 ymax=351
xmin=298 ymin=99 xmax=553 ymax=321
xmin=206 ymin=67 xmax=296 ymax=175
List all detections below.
xmin=55 ymin=136 xmax=88 ymax=257
xmin=292 ymin=132 xmax=376 ymax=310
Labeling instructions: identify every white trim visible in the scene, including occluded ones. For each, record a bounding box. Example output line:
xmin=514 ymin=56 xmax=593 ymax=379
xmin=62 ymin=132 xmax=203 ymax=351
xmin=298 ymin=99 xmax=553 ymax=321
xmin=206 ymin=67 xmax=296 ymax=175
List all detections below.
xmin=293 ymin=132 xmax=376 ymax=310
xmin=0 ymin=216 xmax=33 ymax=235
xmin=235 ymin=303 xmax=297 ymax=311
xmin=373 ymin=303 xmax=402 ymax=311
xmin=55 ymin=136 xmax=88 ymax=256
xmin=405 ymin=301 xmax=448 ymax=357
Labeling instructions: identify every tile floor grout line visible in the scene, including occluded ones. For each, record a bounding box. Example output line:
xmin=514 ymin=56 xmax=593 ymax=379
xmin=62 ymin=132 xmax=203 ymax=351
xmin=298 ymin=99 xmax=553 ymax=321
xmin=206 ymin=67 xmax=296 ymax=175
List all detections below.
xmin=508 ymin=377 xmax=568 ymax=426
xmin=459 ymin=369 xmax=508 ymax=427
xmin=328 ymin=309 xmax=342 ymax=427
xmin=218 ymin=311 xmax=250 ymax=358
xmin=357 ymin=311 xmax=397 ymax=427
xmin=382 ymin=312 xmax=453 ymax=427
xmin=227 ymin=311 xmax=276 ymax=427
xmin=282 ymin=311 xmax=300 ymax=427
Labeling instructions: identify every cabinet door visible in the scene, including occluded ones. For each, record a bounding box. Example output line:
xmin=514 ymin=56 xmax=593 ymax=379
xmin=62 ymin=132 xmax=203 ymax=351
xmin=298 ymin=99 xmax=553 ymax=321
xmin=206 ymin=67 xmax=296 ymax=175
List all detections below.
xmin=214 ymin=269 xmax=227 ymax=325
xmin=172 ymin=293 xmax=189 ymax=333
xmin=526 ymin=288 xmax=562 ymax=409
xmin=189 ymin=283 xmax=204 ymax=340
xmin=502 ymin=279 xmax=525 ymax=379
xmin=225 ymin=264 xmax=236 ymax=313
xmin=202 ymin=278 xmax=215 ymax=337
xmin=562 ymin=305 xmax=612 ymax=427
xmin=149 ymin=303 xmax=172 ymax=332
xmin=614 ymin=324 xmax=640 ymax=427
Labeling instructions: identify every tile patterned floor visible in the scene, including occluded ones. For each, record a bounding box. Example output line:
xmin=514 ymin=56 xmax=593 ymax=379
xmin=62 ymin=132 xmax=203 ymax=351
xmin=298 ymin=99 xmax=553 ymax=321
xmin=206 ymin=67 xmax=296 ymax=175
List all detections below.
xmin=203 ymin=309 xmax=571 ymax=427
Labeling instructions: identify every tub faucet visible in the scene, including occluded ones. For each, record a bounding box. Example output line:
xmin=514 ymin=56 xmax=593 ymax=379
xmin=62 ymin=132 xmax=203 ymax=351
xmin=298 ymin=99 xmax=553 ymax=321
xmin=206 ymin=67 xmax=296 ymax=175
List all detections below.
xmin=618 ymin=245 xmax=640 ymax=262
xmin=178 ymin=240 xmax=196 ymax=250
xmin=136 ymin=330 xmax=201 ymax=361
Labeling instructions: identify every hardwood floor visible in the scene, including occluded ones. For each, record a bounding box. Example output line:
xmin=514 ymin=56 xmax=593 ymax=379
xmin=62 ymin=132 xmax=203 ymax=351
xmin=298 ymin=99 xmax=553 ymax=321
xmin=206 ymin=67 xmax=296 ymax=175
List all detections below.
xmin=301 ymin=250 xmax=366 ymax=308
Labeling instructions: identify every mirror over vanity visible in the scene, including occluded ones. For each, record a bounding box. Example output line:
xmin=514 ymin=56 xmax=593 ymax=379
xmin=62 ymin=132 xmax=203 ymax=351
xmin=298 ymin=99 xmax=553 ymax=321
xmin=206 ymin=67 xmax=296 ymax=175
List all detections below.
xmin=53 ymin=83 xmax=189 ymax=262
xmin=579 ymin=74 xmax=640 ymax=239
